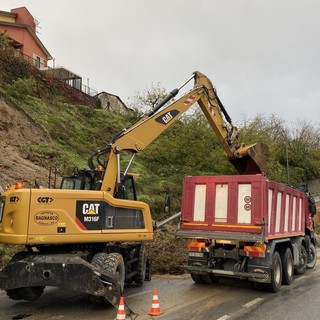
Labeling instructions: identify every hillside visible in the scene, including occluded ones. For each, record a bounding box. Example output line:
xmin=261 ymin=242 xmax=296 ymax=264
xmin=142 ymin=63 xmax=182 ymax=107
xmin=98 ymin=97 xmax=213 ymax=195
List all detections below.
xmin=0 ymin=41 xmax=134 ymax=190
xmin=0 ymin=97 xmax=50 ymax=188
xmin=0 ymin=42 xmax=188 ymax=272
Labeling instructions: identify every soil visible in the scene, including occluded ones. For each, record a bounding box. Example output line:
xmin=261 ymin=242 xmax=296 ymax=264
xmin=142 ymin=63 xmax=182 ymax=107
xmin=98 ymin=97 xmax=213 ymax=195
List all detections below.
xmin=0 ymin=98 xmax=52 ymax=191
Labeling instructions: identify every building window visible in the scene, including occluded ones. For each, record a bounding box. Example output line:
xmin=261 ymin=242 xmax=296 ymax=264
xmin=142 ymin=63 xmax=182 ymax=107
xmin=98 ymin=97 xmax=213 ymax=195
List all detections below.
xmin=33 ymin=54 xmax=45 ymax=68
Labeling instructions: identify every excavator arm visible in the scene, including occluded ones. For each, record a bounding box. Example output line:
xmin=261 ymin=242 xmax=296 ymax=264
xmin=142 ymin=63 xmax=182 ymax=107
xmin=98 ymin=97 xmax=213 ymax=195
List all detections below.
xmin=90 ymin=71 xmax=268 ymax=195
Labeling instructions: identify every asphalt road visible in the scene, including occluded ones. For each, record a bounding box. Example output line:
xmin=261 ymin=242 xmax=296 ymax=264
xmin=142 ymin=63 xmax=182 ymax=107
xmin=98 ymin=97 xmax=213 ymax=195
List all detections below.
xmin=1 ymin=261 xmax=320 ymax=320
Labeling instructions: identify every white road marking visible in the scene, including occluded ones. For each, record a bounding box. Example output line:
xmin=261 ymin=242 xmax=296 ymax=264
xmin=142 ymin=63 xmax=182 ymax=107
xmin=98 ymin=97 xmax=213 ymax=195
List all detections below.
xmin=216 ymin=315 xmax=231 ymax=320
xmin=296 ymin=275 xmax=306 ymax=281
xmin=126 ymin=289 xmax=153 ymax=298
xmin=243 ymin=297 xmax=264 ymax=308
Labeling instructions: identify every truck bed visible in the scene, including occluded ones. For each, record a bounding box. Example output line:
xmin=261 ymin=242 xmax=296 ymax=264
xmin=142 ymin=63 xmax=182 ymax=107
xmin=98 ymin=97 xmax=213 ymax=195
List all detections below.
xmin=178 ymin=174 xmax=307 ymax=241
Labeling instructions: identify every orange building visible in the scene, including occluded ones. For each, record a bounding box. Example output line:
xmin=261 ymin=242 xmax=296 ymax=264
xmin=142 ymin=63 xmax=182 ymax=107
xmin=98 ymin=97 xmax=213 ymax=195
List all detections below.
xmin=0 ymin=6 xmax=52 ymax=67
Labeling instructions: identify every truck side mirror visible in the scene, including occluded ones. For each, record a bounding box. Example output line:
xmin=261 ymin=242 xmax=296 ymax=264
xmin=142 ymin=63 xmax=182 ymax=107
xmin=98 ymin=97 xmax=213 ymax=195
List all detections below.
xmin=164 ymin=194 xmax=171 ymax=213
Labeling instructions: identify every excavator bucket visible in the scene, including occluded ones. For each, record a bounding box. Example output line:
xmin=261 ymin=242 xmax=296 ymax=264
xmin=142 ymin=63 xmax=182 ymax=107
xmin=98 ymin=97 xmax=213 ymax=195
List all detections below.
xmin=230 ymin=142 xmax=269 ymax=174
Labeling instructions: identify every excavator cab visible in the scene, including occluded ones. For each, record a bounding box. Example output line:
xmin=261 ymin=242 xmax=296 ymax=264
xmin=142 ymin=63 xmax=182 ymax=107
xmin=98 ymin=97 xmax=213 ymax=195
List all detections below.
xmin=60 ymin=169 xmax=97 ymax=190
xmin=60 ymin=168 xmax=138 ymax=201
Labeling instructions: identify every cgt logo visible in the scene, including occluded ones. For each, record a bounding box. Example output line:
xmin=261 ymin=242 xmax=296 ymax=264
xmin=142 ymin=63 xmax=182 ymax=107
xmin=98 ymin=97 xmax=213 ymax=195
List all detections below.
xmin=10 ymin=196 xmax=19 ymax=203
xmin=38 ymin=197 xmax=53 ymax=203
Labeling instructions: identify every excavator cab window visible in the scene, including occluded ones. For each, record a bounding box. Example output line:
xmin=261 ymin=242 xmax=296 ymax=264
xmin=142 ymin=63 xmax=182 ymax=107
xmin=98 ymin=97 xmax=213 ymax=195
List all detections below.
xmin=114 ymin=174 xmax=137 ymax=200
xmin=123 ymin=174 xmax=137 ymax=200
xmin=60 ymin=170 xmax=95 ymax=190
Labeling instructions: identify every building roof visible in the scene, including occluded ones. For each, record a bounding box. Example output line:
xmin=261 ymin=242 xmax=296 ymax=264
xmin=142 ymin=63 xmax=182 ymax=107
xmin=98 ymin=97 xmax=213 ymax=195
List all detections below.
xmin=0 ymin=10 xmax=17 ymax=18
xmin=0 ymin=8 xmax=52 ymax=60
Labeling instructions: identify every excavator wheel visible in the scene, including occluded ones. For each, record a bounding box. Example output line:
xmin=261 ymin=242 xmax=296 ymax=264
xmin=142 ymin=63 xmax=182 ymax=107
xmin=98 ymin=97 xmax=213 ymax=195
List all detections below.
xmin=90 ymin=252 xmax=125 ymax=305
xmin=6 ymin=286 xmax=45 ymax=301
xmin=133 ymin=244 xmax=146 ymax=285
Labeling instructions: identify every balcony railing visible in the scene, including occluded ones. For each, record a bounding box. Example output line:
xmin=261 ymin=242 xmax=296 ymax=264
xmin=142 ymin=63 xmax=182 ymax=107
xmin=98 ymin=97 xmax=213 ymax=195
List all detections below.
xmin=21 ymin=51 xmax=98 ymax=97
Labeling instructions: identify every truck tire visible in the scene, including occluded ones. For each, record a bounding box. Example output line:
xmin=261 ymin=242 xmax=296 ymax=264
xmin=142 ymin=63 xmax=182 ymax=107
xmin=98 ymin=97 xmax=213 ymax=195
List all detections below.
xmin=201 ymin=273 xmax=220 ymax=284
xmin=307 ymin=242 xmax=317 ymax=269
xmin=190 ymin=273 xmax=203 ymax=284
xmin=265 ymin=251 xmax=282 ymax=293
xmin=294 ymin=245 xmax=307 ymax=275
xmin=280 ymin=248 xmax=293 ymax=285
xmin=133 ymin=244 xmax=146 ymax=285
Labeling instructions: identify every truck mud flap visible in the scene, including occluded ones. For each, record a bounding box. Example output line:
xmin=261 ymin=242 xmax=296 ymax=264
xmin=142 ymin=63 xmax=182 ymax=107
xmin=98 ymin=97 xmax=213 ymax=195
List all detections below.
xmin=0 ymin=254 xmax=121 ymax=307
xmin=185 ymin=265 xmax=269 ymax=281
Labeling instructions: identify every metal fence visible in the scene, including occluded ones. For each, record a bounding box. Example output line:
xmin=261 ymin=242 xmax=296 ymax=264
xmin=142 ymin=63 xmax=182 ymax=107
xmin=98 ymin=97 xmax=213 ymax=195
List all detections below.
xmin=22 ymin=52 xmax=98 ymax=97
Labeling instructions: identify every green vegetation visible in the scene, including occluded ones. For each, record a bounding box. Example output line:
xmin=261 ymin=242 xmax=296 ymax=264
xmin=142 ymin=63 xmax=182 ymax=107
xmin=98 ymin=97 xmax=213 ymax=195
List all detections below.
xmin=1 ymin=35 xmax=320 ymax=272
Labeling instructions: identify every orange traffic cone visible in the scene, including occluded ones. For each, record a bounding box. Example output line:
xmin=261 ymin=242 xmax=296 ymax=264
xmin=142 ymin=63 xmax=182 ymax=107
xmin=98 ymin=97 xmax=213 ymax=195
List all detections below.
xmin=147 ymin=288 xmax=163 ymax=316
xmin=116 ymin=296 xmax=126 ymax=320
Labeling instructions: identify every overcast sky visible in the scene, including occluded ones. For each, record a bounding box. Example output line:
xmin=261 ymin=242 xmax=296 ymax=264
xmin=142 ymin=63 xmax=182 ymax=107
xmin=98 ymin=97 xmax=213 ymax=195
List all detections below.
xmin=1 ymin=0 xmax=320 ymax=124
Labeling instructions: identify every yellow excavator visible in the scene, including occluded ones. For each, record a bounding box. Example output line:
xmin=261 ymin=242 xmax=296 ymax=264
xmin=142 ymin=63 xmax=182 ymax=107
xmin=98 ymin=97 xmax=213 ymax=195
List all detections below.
xmin=0 ymin=71 xmax=268 ymax=306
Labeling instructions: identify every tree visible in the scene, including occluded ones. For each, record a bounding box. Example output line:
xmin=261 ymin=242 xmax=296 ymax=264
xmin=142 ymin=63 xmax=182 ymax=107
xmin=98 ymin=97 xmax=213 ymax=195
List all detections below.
xmin=239 ymin=114 xmax=320 ymax=184
xmin=126 ymin=82 xmax=168 ymax=114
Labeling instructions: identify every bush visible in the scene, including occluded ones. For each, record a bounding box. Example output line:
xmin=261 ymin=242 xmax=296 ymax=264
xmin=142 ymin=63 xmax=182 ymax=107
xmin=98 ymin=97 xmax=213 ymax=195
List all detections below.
xmin=146 ymin=225 xmax=187 ymax=274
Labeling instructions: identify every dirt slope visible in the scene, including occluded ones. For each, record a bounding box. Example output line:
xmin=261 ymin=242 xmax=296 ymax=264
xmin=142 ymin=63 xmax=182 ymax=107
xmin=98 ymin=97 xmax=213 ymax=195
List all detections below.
xmin=0 ymin=98 xmax=52 ymax=190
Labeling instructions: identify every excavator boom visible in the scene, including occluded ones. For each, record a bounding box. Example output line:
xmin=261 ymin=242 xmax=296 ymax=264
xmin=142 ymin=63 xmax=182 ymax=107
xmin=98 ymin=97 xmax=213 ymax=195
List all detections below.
xmin=95 ymin=71 xmax=269 ymax=195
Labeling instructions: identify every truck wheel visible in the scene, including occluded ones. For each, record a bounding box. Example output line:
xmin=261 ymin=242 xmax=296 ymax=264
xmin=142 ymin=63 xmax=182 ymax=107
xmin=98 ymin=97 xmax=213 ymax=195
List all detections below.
xmin=280 ymin=248 xmax=293 ymax=285
xmin=307 ymin=242 xmax=317 ymax=269
xmin=294 ymin=245 xmax=307 ymax=275
xmin=201 ymin=273 xmax=220 ymax=284
xmin=190 ymin=273 xmax=203 ymax=284
xmin=265 ymin=251 xmax=282 ymax=293
xmin=133 ymin=244 xmax=146 ymax=285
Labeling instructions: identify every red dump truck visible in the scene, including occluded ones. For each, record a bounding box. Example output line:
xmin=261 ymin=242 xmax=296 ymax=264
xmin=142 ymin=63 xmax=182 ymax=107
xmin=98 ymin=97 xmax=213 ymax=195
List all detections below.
xmin=176 ymin=174 xmax=317 ymax=292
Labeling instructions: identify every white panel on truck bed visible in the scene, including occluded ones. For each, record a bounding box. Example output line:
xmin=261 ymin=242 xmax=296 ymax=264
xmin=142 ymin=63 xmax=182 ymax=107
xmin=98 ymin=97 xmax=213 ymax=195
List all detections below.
xmin=276 ymin=192 xmax=282 ymax=232
xmin=292 ymin=197 xmax=297 ymax=231
xmin=193 ymin=184 xmax=206 ymax=221
xmin=298 ymin=198 xmax=302 ymax=231
xmin=268 ymin=189 xmax=272 ymax=233
xmin=215 ymin=184 xmax=228 ymax=222
xmin=237 ymin=184 xmax=251 ymax=224
xmin=284 ymin=194 xmax=290 ymax=232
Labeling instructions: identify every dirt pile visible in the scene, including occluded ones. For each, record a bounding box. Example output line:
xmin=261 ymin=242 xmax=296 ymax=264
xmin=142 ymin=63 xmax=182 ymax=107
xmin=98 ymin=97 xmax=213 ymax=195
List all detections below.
xmin=0 ymin=98 xmax=52 ymax=190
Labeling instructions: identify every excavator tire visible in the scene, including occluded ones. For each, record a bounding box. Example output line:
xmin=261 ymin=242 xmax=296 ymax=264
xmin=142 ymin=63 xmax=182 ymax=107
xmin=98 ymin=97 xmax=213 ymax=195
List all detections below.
xmin=5 ymin=251 xmax=45 ymax=301
xmin=6 ymin=289 xmax=22 ymax=300
xmin=133 ymin=244 xmax=146 ymax=285
xmin=6 ymin=286 xmax=45 ymax=301
xmin=90 ymin=252 xmax=125 ymax=305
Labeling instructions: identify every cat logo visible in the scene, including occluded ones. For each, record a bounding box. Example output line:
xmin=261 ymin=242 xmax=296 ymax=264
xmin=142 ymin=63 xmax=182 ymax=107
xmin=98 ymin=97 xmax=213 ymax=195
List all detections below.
xmin=83 ymin=203 xmax=100 ymax=215
xmin=76 ymin=201 xmax=104 ymax=230
xmin=82 ymin=203 xmax=100 ymax=222
xmin=155 ymin=109 xmax=179 ymax=125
